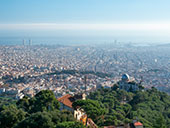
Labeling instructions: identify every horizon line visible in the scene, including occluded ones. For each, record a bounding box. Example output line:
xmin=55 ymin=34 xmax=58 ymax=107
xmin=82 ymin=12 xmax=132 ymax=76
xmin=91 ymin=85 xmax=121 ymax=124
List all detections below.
xmin=1 ymin=23 xmax=170 ymax=31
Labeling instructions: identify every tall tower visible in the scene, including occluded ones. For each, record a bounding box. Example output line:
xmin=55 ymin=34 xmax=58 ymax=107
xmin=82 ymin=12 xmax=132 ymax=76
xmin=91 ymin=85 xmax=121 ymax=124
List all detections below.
xmin=23 ymin=39 xmax=26 ymax=45
xmin=29 ymin=39 xmax=32 ymax=45
xmin=114 ymin=39 xmax=117 ymax=44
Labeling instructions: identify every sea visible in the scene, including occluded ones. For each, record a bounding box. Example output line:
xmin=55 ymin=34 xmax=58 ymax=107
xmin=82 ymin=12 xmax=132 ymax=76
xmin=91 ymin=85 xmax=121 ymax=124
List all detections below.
xmin=0 ymin=37 xmax=121 ymax=46
xmin=0 ymin=37 xmax=165 ymax=47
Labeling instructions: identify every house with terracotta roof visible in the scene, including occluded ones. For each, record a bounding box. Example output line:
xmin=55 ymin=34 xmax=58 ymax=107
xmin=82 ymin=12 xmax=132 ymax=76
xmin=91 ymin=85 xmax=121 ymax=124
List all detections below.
xmin=133 ymin=122 xmax=143 ymax=128
xmin=58 ymin=93 xmax=100 ymax=128
xmin=57 ymin=93 xmax=86 ymax=112
xmin=130 ymin=121 xmax=143 ymax=128
xmin=57 ymin=94 xmax=75 ymax=112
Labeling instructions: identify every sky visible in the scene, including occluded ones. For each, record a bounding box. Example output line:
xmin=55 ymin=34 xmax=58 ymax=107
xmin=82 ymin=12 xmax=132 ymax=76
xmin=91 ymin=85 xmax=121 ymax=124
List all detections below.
xmin=1 ymin=0 xmax=170 ymax=43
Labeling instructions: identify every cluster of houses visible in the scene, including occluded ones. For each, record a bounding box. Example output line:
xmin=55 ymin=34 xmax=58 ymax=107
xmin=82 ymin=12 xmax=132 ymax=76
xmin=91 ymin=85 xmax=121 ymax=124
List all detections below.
xmin=1 ymin=72 xmax=143 ymax=128
xmin=57 ymin=80 xmax=143 ymax=128
xmin=57 ymin=93 xmax=98 ymax=128
xmin=0 ymin=88 xmax=24 ymax=99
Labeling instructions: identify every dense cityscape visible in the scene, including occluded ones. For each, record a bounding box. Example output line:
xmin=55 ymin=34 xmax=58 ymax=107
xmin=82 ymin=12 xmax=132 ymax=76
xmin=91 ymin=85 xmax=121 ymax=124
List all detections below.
xmin=0 ymin=43 xmax=170 ymax=99
xmin=1 ymin=0 xmax=170 ymax=128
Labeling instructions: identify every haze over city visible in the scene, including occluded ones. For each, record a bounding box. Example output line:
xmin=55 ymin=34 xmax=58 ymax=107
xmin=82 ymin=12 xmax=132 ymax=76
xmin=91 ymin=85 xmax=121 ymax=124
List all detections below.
xmin=1 ymin=0 xmax=170 ymax=43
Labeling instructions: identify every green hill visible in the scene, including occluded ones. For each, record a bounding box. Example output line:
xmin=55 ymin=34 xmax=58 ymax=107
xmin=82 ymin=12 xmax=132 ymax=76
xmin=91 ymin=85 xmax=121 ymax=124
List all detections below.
xmin=83 ymin=86 xmax=170 ymax=127
xmin=0 ymin=87 xmax=170 ymax=128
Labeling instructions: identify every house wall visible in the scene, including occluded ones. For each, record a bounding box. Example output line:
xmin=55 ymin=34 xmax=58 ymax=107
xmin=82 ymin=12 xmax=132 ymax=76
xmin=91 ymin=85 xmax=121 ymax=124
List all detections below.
xmin=59 ymin=102 xmax=74 ymax=112
xmin=74 ymin=108 xmax=85 ymax=120
xmin=136 ymin=126 xmax=143 ymax=128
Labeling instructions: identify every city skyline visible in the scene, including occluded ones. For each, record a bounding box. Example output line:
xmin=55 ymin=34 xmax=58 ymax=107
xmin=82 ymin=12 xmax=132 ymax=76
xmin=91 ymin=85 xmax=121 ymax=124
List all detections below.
xmin=1 ymin=0 xmax=170 ymax=43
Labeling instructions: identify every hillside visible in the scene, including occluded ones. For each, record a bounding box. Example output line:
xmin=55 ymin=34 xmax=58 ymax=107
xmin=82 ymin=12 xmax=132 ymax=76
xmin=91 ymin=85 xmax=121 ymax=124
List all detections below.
xmin=85 ymin=87 xmax=170 ymax=127
xmin=0 ymin=90 xmax=85 ymax=128
xmin=0 ymin=87 xmax=170 ymax=128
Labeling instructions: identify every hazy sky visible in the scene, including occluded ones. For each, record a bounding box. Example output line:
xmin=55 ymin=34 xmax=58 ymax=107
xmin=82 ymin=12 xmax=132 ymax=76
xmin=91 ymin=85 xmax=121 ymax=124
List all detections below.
xmin=1 ymin=0 xmax=170 ymax=43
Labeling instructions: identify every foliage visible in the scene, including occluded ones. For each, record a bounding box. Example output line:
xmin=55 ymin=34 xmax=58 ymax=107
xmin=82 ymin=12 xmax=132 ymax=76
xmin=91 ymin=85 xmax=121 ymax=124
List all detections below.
xmin=0 ymin=90 xmax=78 ymax=128
xmin=49 ymin=110 xmax=76 ymax=124
xmin=153 ymin=115 xmax=167 ymax=128
xmin=15 ymin=110 xmax=76 ymax=128
xmin=0 ymin=97 xmax=16 ymax=108
xmin=1 ymin=87 xmax=170 ymax=128
xmin=15 ymin=111 xmax=55 ymax=128
xmin=88 ymin=87 xmax=170 ymax=127
xmin=56 ymin=121 xmax=86 ymax=128
xmin=16 ymin=96 xmax=30 ymax=111
xmin=0 ymin=105 xmax=26 ymax=128
xmin=17 ymin=90 xmax=60 ymax=113
xmin=72 ymin=99 xmax=105 ymax=122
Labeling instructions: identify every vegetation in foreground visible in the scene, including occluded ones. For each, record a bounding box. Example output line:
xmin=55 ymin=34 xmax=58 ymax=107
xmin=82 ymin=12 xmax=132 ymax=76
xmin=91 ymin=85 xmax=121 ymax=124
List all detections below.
xmin=0 ymin=90 xmax=85 ymax=128
xmin=0 ymin=86 xmax=170 ymax=128
xmin=73 ymin=86 xmax=170 ymax=128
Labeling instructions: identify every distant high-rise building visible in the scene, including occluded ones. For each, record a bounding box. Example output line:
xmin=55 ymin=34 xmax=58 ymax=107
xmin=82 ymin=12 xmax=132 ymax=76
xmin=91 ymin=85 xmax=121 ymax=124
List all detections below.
xmin=114 ymin=40 xmax=117 ymax=44
xmin=23 ymin=39 xmax=26 ymax=45
xmin=29 ymin=39 xmax=32 ymax=45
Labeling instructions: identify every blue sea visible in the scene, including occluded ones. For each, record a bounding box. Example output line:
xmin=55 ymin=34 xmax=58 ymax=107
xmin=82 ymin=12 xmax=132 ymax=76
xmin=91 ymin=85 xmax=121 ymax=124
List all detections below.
xmin=0 ymin=37 xmax=165 ymax=47
xmin=0 ymin=37 xmax=120 ymax=46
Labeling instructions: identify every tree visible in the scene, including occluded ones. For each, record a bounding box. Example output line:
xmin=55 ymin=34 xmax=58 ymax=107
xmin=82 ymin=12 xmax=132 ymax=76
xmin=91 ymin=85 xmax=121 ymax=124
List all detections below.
xmin=49 ymin=110 xmax=75 ymax=124
xmin=29 ymin=90 xmax=60 ymax=113
xmin=72 ymin=99 xmax=105 ymax=122
xmin=15 ymin=111 xmax=55 ymax=128
xmin=111 ymin=84 xmax=119 ymax=91
xmin=104 ymin=115 xmax=117 ymax=126
xmin=123 ymin=118 xmax=131 ymax=124
xmin=153 ymin=115 xmax=167 ymax=128
xmin=16 ymin=96 xmax=30 ymax=111
xmin=56 ymin=121 xmax=85 ymax=128
xmin=0 ymin=105 xmax=26 ymax=128
xmin=0 ymin=97 xmax=16 ymax=110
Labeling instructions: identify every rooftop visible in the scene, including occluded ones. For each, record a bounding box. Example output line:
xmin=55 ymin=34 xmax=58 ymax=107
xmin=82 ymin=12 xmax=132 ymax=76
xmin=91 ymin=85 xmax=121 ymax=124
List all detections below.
xmin=57 ymin=94 xmax=74 ymax=108
xmin=134 ymin=122 xmax=143 ymax=126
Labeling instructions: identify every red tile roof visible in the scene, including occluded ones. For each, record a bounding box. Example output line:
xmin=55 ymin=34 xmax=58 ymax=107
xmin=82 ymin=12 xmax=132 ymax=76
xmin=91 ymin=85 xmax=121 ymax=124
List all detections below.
xmin=57 ymin=94 xmax=74 ymax=108
xmin=134 ymin=122 xmax=143 ymax=126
